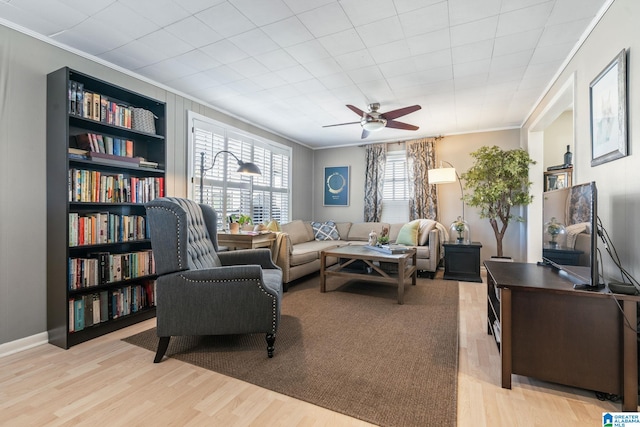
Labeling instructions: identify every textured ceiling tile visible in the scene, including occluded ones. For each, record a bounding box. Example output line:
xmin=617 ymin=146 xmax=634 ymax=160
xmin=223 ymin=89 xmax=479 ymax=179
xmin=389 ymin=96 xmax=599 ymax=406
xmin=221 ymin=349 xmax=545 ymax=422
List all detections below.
xmin=261 ymin=16 xmax=314 ymax=48
xmin=229 ymin=28 xmax=280 ymax=57
xmin=195 ymin=2 xmax=256 ymax=38
xmin=229 ymin=0 xmax=293 ymax=26
xmin=356 ymin=16 xmax=404 ymax=47
xmin=448 ymin=0 xmax=501 ymax=26
xmin=164 ymin=16 xmax=223 ymax=48
xmin=254 ymin=49 xmax=300 ymax=71
xmin=317 ymin=28 xmax=366 ymax=57
xmin=200 ymin=39 xmax=249 ymax=65
xmin=496 ymin=2 xmax=554 ymax=37
xmin=339 ymin=0 xmax=397 ymax=27
xmin=119 ymin=0 xmax=190 ymax=27
xmin=450 ymin=16 xmax=498 ymax=47
xmin=297 ymin=2 xmax=352 ymax=38
xmin=333 ymin=49 xmax=376 ymax=71
xmin=398 ymin=2 xmax=450 ymax=38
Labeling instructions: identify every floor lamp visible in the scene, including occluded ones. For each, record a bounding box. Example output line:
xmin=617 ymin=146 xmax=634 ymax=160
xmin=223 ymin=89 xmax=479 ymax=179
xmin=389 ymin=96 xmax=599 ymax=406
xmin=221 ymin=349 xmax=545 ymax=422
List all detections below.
xmin=428 ymin=160 xmax=469 ymax=242
xmin=428 ymin=160 xmax=465 ymax=220
xmin=199 ymin=150 xmax=261 ymax=204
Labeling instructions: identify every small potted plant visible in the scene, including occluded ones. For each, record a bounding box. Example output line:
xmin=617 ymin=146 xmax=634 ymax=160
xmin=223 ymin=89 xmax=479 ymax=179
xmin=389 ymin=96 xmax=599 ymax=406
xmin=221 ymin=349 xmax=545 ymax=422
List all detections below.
xmin=451 ymin=217 xmax=468 ymax=243
xmin=229 ymin=213 xmax=253 ymax=233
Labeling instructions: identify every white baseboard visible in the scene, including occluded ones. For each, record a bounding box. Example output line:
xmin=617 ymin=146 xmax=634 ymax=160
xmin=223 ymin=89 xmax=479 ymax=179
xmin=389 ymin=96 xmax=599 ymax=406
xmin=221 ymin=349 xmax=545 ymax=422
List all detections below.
xmin=0 ymin=332 xmax=49 ymax=358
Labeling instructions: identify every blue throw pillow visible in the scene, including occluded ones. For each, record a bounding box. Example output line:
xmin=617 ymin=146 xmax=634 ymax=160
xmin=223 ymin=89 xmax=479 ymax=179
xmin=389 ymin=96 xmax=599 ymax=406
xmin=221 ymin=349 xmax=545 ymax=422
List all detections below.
xmin=311 ymin=221 xmax=340 ymax=241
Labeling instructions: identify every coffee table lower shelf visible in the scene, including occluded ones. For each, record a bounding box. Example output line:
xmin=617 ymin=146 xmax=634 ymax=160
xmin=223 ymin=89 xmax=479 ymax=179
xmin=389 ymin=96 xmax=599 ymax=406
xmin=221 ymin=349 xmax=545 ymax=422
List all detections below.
xmin=320 ymin=245 xmax=417 ymax=304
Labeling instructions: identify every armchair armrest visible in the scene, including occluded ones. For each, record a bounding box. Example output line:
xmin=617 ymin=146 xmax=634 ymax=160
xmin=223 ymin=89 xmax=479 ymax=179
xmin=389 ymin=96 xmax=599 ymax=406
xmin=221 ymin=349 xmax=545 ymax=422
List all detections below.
xmin=156 ymin=267 xmax=280 ymax=336
xmin=218 ymin=248 xmax=279 ymax=270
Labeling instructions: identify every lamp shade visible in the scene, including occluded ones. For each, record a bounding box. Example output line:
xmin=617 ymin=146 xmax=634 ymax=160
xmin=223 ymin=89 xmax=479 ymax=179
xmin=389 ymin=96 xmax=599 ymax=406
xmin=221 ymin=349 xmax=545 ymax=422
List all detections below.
xmin=428 ymin=167 xmax=457 ymax=184
xmin=236 ymin=161 xmax=261 ymax=176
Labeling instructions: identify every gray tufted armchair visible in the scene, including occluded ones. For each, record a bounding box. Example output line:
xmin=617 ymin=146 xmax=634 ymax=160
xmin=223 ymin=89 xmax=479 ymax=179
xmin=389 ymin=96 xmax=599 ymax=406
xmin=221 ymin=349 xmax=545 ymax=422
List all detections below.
xmin=145 ymin=197 xmax=282 ymax=362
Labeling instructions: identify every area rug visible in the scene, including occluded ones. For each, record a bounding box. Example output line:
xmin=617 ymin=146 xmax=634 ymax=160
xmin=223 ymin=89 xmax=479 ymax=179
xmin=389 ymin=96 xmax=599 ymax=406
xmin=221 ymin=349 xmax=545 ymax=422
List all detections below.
xmin=123 ymin=275 xmax=459 ymax=427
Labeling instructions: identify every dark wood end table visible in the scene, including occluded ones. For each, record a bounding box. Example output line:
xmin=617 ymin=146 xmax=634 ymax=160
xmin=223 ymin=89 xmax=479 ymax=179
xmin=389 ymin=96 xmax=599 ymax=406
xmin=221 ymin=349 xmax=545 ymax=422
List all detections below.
xmin=443 ymin=241 xmax=483 ymax=282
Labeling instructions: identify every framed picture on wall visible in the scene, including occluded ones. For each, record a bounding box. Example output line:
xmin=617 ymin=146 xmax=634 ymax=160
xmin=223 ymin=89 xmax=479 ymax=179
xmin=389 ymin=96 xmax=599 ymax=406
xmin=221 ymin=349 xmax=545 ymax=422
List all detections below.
xmin=590 ymin=48 xmax=628 ymax=167
xmin=324 ymin=166 xmax=349 ymax=206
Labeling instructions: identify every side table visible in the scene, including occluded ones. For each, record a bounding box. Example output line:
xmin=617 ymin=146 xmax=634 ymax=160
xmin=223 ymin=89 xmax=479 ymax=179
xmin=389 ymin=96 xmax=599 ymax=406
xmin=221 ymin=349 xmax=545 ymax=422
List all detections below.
xmin=542 ymin=246 xmax=583 ymax=265
xmin=443 ymin=241 xmax=483 ymax=282
xmin=217 ymin=232 xmax=276 ymax=250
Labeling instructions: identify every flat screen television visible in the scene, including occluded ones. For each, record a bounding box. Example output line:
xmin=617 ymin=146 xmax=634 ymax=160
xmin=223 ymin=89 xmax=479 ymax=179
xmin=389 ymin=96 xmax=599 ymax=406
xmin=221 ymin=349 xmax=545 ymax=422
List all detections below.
xmin=541 ymin=181 xmax=599 ymax=287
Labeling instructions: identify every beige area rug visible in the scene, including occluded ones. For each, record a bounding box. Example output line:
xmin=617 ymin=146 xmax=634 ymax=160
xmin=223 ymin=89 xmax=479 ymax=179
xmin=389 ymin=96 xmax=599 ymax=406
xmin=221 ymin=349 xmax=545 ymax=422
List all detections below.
xmin=123 ymin=275 xmax=459 ymax=427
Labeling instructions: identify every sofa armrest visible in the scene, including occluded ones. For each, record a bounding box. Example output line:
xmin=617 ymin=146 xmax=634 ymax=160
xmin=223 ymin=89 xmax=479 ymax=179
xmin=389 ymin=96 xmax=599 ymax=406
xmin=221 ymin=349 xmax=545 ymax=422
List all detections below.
xmin=425 ymin=228 xmax=440 ymax=272
xmin=273 ymin=232 xmax=293 ymax=283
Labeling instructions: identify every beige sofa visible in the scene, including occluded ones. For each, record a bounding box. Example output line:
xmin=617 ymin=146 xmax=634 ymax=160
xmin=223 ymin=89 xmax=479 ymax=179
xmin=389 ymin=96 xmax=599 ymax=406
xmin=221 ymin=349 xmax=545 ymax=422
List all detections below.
xmin=274 ymin=220 xmax=446 ymax=286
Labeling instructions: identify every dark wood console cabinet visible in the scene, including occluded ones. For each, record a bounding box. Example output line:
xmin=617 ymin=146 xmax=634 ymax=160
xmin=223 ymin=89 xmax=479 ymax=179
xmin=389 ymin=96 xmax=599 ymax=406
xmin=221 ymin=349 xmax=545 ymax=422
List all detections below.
xmin=484 ymin=260 xmax=639 ymax=411
xmin=443 ymin=241 xmax=482 ymax=282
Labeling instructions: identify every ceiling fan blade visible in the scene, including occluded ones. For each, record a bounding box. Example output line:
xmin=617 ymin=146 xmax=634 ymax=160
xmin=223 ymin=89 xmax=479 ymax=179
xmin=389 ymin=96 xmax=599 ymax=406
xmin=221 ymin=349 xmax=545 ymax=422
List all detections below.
xmin=381 ymin=105 xmax=421 ymax=120
xmin=361 ymin=129 xmax=370 ymax=139
xmin=346 ymin=104 xmax=367 ymax=117
xmin=385 ymin=120 xmax=419 ymax=131
xmin=322 ymin=121 xmax=361 ymax=128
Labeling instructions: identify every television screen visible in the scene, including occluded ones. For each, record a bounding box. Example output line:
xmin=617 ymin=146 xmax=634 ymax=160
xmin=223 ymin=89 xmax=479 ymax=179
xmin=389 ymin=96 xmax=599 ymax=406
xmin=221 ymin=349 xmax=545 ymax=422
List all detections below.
xmin=542 ymin=182 xmax=598 ymax=287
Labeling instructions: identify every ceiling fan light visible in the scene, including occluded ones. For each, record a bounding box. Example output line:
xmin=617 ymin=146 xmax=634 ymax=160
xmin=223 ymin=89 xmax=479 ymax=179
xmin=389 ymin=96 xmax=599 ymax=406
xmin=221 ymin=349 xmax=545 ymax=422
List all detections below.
xmin=362 ymin=119 xmax=387 ymax=132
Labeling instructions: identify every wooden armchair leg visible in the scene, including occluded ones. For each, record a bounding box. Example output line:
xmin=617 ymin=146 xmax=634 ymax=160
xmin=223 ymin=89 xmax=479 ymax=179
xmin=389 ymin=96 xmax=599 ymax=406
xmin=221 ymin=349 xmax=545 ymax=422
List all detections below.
xmin=154 ymin=336 xmax=170 ymax=363
xmin=266 ymin=333 xmax=275 ymax=358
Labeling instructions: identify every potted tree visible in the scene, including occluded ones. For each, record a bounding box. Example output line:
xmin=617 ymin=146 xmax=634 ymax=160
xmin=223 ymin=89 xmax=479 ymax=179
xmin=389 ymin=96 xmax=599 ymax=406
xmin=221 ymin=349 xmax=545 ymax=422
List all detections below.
xmin=460 ymin=145 xmax=535 ymax=258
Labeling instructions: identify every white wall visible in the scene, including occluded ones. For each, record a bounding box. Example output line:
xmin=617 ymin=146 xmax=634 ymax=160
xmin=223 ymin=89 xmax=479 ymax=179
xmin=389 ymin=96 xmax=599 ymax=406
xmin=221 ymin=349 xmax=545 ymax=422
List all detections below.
xmin=543 ymin=110 xmax=574 ymax=169
xmin=0 ymin=24 xmax=313 ymax=346
xmin=524 ymin=0 xmax=640 ymax=282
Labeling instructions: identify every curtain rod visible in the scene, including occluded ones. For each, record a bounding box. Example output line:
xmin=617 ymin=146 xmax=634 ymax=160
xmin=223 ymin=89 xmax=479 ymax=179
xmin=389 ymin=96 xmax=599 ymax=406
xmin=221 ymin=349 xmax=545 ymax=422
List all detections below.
xmin=358 ymin=135 xmax=443 ymax=148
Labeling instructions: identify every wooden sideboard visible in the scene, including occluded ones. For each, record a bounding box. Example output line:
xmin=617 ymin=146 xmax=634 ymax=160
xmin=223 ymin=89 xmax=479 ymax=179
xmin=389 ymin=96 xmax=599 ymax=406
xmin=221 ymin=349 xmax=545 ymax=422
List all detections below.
xmin=485 ymin=260 xmax=639 ymax=411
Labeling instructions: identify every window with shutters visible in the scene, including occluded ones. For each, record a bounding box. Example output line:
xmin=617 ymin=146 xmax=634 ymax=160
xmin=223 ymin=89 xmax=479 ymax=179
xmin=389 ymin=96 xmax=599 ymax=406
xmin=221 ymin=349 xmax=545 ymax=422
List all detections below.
xmin=188 ymin=111 xmax=291 ymax=226
xmin=381 ymin=150 xmax=410 ymax=223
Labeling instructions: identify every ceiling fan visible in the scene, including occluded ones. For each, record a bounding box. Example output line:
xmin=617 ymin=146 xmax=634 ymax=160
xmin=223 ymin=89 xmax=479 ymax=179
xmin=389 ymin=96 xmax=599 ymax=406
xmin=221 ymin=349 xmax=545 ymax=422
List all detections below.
xmin=323 ymin=103 xmax=421 ymax=139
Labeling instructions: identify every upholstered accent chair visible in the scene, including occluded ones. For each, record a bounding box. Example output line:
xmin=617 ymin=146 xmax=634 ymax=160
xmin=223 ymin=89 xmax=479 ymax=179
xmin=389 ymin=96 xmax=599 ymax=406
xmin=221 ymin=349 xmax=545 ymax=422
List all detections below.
xmin=145 ymin=197 xmax=283 ymax=363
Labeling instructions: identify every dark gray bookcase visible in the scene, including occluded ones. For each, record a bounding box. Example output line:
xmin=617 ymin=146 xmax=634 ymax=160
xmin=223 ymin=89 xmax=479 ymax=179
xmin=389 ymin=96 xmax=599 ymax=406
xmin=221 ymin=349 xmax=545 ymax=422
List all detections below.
xmin=46 ymin=67 xmax=166 ymax=348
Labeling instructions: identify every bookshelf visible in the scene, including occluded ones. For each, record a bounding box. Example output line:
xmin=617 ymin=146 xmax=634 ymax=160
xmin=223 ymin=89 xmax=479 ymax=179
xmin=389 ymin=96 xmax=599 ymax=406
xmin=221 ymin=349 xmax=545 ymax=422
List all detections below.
xmin=47 ymin=67 xmax=166 ymax=348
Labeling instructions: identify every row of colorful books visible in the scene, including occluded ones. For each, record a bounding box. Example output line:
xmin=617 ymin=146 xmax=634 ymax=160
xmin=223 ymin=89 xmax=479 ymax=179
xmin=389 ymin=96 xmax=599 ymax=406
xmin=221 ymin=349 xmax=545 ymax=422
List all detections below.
xmin=69 ymin=212 xmax=148 ymax=246
xmin=68 ymin=249 xmax=155 ymax=290
xmin=68 ymin=281 xmax=156 ymax=332
xmin=68 ymin=168 xmax=164 ymax=203
xmin=68 ymin=80 xmax=133 ymax=129
xmin=75 ymin=133 xmax=134 ymax=157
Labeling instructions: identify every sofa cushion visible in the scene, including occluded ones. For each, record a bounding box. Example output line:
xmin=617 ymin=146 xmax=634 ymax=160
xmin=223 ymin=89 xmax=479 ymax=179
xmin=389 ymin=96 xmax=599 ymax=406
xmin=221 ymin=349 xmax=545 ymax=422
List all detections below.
xmin=417 ymin=219 xmax=437 ymax=246
xmin=388 ymin=223 xmax=404 ymax=242
xmin=311 ymin=220 xmax=340 ymax=241
xmin=335 ymin=222 xmax=352 ymax=240
xmin=282 ymin=220 xmax=314 ymax=245
xmin=396 ymin=220 xmax=420 ymax=245
xmin=290 ymin=240 xmax=343 ymax=266
xmin=348 ymin=222 xmax=388 ymax=241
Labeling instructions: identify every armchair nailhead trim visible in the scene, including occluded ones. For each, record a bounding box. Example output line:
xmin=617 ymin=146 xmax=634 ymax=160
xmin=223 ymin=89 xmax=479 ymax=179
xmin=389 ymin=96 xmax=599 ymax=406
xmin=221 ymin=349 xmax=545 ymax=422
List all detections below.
xmin=147 ymin=206 xmax=183 ymax=270
xmin=178 ymin=275 xmax=279 ymax=334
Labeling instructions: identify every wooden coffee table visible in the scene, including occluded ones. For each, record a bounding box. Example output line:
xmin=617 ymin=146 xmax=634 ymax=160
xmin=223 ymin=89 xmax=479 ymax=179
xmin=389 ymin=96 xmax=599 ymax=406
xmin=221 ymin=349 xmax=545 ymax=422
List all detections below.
xmin=320 ymin=245 xmax=417 ymax=304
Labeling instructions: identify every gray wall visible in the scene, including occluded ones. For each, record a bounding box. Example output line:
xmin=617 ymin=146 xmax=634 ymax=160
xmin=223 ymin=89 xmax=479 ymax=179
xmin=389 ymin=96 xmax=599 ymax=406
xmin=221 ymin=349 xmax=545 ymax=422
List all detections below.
xmin=523 ymin=0 xmax=640 ymax=281
xmin=0 ymin=24 xmax=313 ymax=346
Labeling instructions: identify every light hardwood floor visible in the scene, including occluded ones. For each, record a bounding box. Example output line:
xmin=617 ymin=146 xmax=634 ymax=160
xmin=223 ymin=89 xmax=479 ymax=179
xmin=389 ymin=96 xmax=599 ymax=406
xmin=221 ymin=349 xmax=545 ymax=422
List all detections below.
xmin=0 ymin=278 xmax=629 ymax=426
